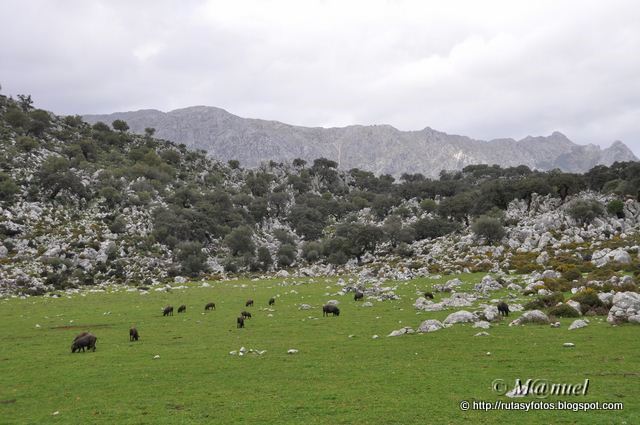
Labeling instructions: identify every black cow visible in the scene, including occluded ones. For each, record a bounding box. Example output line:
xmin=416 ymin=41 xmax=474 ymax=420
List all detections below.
xmin=237 ymin=316 xmax=245 ymax=328
xmin=497 ymin=301 xmax=510 ymax=317
xmin=205 ymin=302 xmax=216 ymax=311
xmin=129 ymin=327 xmax=139 ymax=341
xmin=354 ymin=291 xmax=364 ymax=301
xmin=268 ymin=297 xmax=275 ymax=306
xmin=163 ymin=306 xmax=174 ymax=316
xmin=71 ymin=334 xmax=97 ymax=353
xmin=178 ymin=305 xmax=187 ymax=313
xmin=322 ymin=304 xmax=340 ymax=317
xmin=245 ymin=299 xmax=254 ymax=307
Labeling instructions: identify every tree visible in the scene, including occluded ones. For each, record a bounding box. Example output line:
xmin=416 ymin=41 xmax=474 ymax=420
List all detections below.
xmin=256 ymin=246 xmax=273 ymax=271
xmin=606 ymin=199 xmax=625 ymax=219
xmin=175 ymin=241 xmax=209 ymax=277
xmin=335 ymin=223 xmax=383 ymax=264
xmin=413 ymin=217 xmax=460 ymax=240
xmin=17 ymin=94 xmax=33 ymax=111
xmin=566 ymin=199 xmax=604 ymax=226
xmin=37 ymin=156 xmax=86 ymax=200
xmin=27 ymin=109 xmax=51 ymax=136
xmin=277 ymin=243 xmax=297 ymax=267
xmin=15 ymin=136 xmax=39 ymax=153
xmin=112 ymin=119 xmax=129 ymax=132
xmin=224 ymin=225 xmax=255 ymax=256
xmin=92 ymin=121 xmax=111 ymax=132
xmin=438 ymin=193 xmax=475 ymax=225
xmin=0 ymin=172 xmax=19 ymax=204
xmin=471 ymin=216 xmax=506 ymax=244
xmin=228 ymin=159 xmax=240 ymax=169
xmin=144 ymin=127 xmax=156 ymax=137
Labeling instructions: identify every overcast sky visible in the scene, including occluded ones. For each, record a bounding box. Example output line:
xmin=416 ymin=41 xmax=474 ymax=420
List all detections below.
xmin=1 ymin=0 xmax=639 ymax=155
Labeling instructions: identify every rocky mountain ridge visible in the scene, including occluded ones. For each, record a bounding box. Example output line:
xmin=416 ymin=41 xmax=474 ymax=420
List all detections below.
xmin=84 ymin=106 xmax=638 ymax=176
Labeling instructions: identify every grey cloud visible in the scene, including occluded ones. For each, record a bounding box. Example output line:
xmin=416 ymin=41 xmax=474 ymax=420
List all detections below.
xmin=0 ymin=0 xmax=638 ymax=155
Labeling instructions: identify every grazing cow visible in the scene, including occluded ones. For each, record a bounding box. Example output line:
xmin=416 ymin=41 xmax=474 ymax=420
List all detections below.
xmin=241 ymin=311 xmax=252 ymax=319
xmin=178 ymin=305 xmax=187 ymax=313
xmin=129 ymin=327 xmax=139 ymax=341
xmin=354 ymin=291 xmax=364 ymax=301
xmin=205 ymin=302 xmax=216 ymax=311
xmin=497 ymin=301 xmax=510 ymax=317
xmin=322 ymin=304 xmax=340 ymax=317
xmin=424 ymin=292 xmax=434 ymax=300
xmin=163 ymin=306 xmax=174 ymax=316
xmin=71 ymin=334 xmax=97 ymax=353
xmin=237 ymin=316 xmax=245 ymax=328
xmin=268 ymin=297 xmax=275 ymax=306
xmin=245 ymin=299 xmax=254 ymax=307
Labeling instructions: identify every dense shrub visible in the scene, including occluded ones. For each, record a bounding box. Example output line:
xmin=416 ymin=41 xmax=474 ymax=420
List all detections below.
xmin=566 ymin=199 xmax=604 ymax=226
xmin=571 ymin=289 xmax=604 ymax=314
xmin=548 ymin=303 xmax=581 ymax=318
xmin=524 ymin=292 xmax=564 ymax=310
xmin=471 ymin=216 xmax=506 ymax=244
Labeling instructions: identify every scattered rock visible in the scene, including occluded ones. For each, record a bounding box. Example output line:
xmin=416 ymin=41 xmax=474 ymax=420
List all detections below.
xmin=287 ymin=349 xmax=298 ymax=354
xmin=418 ymin=319 xmax=443 ymax=333
xmin=563 ymin=343 xmax=575 ymax=348
xmin=510 ymin=310 xmax=550 ymax=326
xmin=474 ymin=331 xmax=490 ymax=337
xmin=443 ymin=310 xmax=477 ymax=325
xmin=568 ymin=319 xmax=589 ymax=330
xmin=473 ymin=321 xmax=491 ymax=329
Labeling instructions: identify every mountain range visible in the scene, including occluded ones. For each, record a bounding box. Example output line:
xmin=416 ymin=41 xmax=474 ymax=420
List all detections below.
xmin=84 ymin=106 xmax=638 ymax=177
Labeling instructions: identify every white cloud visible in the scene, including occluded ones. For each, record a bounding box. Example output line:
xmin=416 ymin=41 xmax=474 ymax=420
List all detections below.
xmin=0 ymin=0 xmax=638 ymax=155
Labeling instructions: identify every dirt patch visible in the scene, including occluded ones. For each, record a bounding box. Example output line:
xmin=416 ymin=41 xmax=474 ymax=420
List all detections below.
xmin=50 ymin=324 xmax=113 ymax=330
xmin=0 ymin=399 xmax=16 ymax=404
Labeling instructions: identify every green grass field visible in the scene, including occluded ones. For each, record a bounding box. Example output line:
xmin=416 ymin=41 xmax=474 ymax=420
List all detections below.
xmin=0 ymin=274 xmax=637 ymax=424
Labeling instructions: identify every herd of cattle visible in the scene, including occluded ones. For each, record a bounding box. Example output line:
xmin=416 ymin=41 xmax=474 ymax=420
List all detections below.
xmin=70 ymin=288 xmax=510 ymax=353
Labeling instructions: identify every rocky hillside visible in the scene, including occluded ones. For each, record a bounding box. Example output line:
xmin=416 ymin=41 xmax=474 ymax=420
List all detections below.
xmin=1 ymin=92 xmax=640 ymax=299
xmin=84 ymin=106 xmax=638 ymax=177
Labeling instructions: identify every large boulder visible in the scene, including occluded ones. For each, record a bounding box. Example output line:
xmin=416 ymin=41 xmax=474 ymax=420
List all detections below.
xmin=474 ymin=275 xmax=503 ymax=292
xmin=568 ymin=319 xmax=589 ymax=330
xmin=0 ymin=245 xmax=7 ymax=258
xmin=510 ymin=310 xmax=550 ymax=326
xmin=592 ymin=248 xmax=632 ymax=267
xmin=443 ymin=310 xmax=477 ymax=325
xmin=418 ymin=319 xmax=444 ymax=333
xmin=607 ymin=292 xmax=640 ymax=324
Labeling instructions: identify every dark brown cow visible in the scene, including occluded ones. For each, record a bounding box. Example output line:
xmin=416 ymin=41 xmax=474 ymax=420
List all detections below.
xmin=322 ymin=304 xmax=340 ymax=317
xmin=129 ymin=327 xmax=139 ymax=341
xmin=237 ymin=316 xmax=245 ymax=328
xmin=205 ymin=302 xmax=216 ymax=311
xmin=241 ymin=311 xmax=252 ymax=319
xmin=497 ymin=301 xmax=510 ymax=317
xmin=268 ymin=297 xmax=275 ymax=306
xmin=245 ymin=299 xmax=254 ymax=307
xmin=178 ymin=305 xmax=187 ymax=313
xmin=354 ymin=291 xmax=364 ymax=301
xmin=71 ymin=334 xmax=97 ymax=353
xmin=163 ymin=306 xmax=174 ymax=316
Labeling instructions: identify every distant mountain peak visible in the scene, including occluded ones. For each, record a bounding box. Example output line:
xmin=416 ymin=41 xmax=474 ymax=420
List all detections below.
xmin=83 ymin=106 xmax=638 ymax=177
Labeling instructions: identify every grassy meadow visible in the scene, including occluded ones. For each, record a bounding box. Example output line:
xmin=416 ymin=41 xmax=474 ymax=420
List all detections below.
xmin=0 ymin=273 xmax=638 ymax=424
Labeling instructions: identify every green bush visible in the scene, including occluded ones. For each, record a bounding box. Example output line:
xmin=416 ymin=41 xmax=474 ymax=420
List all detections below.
xmin=548 ymin=303 xmax=580 ymax=318
xmin=471 ymin=216 xmax=506 ymax=244
xmin=571 ymin=289 xmax=604 ymax=314
xmin=175 ymin=241 xmax=209 ymax=277
xmin=524 ymin=292 xmax=564 ymax=310
xmin=277 ymin=243 xmax=297 ymax=267
xmin=606 ymin=199 xmax=625 ymax=218
xmin=567 ymin=199 xmax=604 ymax=226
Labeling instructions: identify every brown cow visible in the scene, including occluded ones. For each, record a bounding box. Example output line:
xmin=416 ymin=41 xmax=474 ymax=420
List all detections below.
xmin=205 ymin=302 xmax=216 ymax=311
xmin=241 ymin=311 xmax=252 ymax=319
xmin=163 ymin=306 xmax=173 ymax=316
xmin=178 ymin=305 xmax=187 ymax=313
xmin=129 ymin=327 xmax=139 ymax=341
xmin=245 ymin=299 xmax=254 ymax=307
xmin=322 ymin=304 xmax=340 ymax=317
xmin=237 ymin=316 xmax=245 ymax=328
xmin=71 ymin=334 xmax=97 ymax=353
